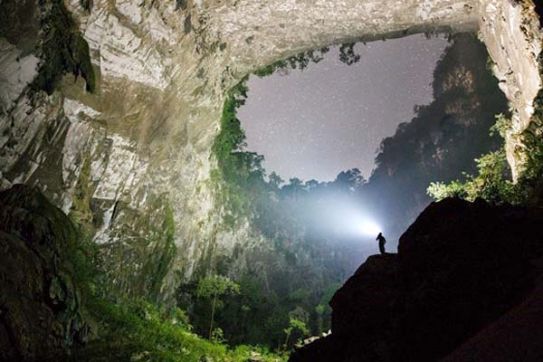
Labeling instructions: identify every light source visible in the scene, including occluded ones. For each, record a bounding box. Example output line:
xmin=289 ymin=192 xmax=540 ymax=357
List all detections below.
xmin=359 ymin=219 xmax=382 ymax=237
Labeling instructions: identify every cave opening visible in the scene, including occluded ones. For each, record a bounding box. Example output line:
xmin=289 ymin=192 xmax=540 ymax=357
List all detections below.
xmin=228 ymin=32 xmax=508 ymax=246
xmin=3 ymin=1 xmax=543 ymax=360
xmin=187 ymin=32 xmax=510 ymax=350
xmin=239 ymin=34 xmax=450 ymax=182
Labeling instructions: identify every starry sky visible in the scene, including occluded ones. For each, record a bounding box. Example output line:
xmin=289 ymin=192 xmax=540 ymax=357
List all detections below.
xmin=237 ymin=34 xmax=450 ymax=182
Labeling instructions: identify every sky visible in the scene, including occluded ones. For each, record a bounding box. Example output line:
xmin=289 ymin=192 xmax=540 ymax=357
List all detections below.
xmin=237 ymin=34 xmax=450 ymax=182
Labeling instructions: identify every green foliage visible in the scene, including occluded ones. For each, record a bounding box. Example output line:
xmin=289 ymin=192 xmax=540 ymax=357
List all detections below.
xmin=253 ymin=48 xmax=330 ymax=77
xmin=66 ymin=225 xmax=284 ymax=361
xmin=283 ymin=318 xmax=309 ymax=350
xmin=78 ymin=297 xmax=285 ymax=362
xmin=426 ymin=93 xmax=543 ymax=206
xmin=427 ymin=180 xmax=467 ymax=201
xmin=253 ymin=44 xmax=361 ymax=78
xmin=208 ymin=75 xmax=360 ymax=350
xmin=67 ymin=231 xmax=103 ymax=300
xmin=197 ymin=275 xmax=240 ymax=339
xmin=427 ymin=114 xmax=524 ymax=205
xmin=490 ymin=113 xmax=512 ymax=139
xmin=211 ymin=79 xmax=265 ymax=225
xmin=427 ymin=150 xmax=519 ymax=204
xmin=32 ymin=0 xmax=95 ymax=94
xmin=197 ymin=275 xmax=241 ymax=299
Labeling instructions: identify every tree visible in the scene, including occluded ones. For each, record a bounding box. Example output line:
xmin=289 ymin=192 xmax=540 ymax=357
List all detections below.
xmin=196 ymin=275 xmax=240 ymax=339
xmin=281 ymin=177 xmax=304 ymax=199
xmin=304 ymin=179 xmax=320 ymax=191
xmin=283 ymin=317 xmax=309 ymax=350
xmin=268 ymin=172 xmax=284 ymax=189
xmin=427 ymin=150 xmax=519 ymax=204
xmin=339 ymin=43 xmax=361 ymax=65
xmin=334 ymin=168 xmax=365 ymax=190
xmin=315 ymin=304 xmax=326 ymax=335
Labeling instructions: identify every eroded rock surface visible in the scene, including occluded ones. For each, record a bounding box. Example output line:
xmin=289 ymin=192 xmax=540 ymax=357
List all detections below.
xmin=290 ymin=198 xmax=543 ymax=362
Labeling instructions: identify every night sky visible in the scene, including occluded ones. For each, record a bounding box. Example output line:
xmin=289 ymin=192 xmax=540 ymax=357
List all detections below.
xmin=238 ymin=34 xmax=450 ymax=181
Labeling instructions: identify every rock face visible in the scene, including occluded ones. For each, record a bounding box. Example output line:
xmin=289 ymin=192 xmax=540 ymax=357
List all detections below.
xmin=0 ymin=185 xmax=88 ymax=361
xmin=0 ymin=0 xmax=541 ymax=301
xmin=290 ymin=198 xmax=543 ymax=362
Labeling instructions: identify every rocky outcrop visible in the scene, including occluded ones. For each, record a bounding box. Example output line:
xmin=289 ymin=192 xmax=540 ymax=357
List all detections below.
xmin=0 ymin=184 xmax=89 ymax=361
xmin=290 ymin=198 xmax=543 ymax=361
xmin=0 ymin=0 xmax=541 ymax=301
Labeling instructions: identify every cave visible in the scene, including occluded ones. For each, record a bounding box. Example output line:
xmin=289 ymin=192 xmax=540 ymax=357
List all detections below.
xmin=1 ymin=0 xmax=543 ymax=361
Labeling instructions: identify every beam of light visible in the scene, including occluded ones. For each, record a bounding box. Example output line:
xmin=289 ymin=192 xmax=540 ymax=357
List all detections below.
xmin=316 ymin=197 xmax=382 ymax=240
xmin=358 ymin=219 xmax=382 ymax=237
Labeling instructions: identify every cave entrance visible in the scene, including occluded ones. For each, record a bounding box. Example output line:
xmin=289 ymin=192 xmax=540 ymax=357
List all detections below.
xmin=232 ymin=33 xmax=508 ymax=244
xmin=205 ymin=32 xmax=509 ymax=349
xmin=238 ymin=34 xmax=450 ymax=182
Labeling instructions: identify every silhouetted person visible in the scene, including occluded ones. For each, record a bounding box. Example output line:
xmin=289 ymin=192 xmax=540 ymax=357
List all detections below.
xmin=376 ymin=232 xmax=386 ymax=255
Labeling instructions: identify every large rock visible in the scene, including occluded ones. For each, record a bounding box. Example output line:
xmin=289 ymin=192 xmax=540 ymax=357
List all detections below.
xmin=290 ymin=198 xmax=543 ymax=361
xmin=0 ymin=184 xmax=88 ymax=361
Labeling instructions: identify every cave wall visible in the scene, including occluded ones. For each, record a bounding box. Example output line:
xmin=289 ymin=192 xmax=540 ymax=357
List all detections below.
xmin=0 ymin=0 xmax=541 ymax=301
xmin=479 ymin=0 xmax=543 ymax=179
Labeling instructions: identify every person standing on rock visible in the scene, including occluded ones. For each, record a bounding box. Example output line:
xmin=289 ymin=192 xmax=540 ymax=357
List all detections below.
xmin=376 ymin=232 xmax=386 ymax=255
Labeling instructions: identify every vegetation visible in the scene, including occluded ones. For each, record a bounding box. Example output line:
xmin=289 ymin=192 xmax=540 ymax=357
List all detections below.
xmin=78 ymin=297 xmax=285 ymax=362
xmin=33 ymin=0 xmax=95 ymax=94
xmin=253 ymin=48 xmax=330 ymax=77
xmin=253 ymin=42 xmax=361 ymax=78
xmin=427 ymin=113 xmax=515 ymax=204
xmin=211 ymin=79 xmax=263 ymax=225
xmin=203 ymin=33 xmax=533 ymax=352
xmin=338 ymin=43 xmax=361 ymax=65
xmin=65 ymin=222 xmax=285 ymax=361
xmin=140 ymin=203 xmax=178 ymax=302
xmin=427 ymin=149 xmax=520 ymax=204
xmin=196 ymin=275 xmax=240 ymax=339
xmin=365 ymin=33 xmax=509 ymax=237
xmin=207 ymin=74 xmax=366 ymax=350
xmin=283 ymin=318 xmax=309 ymax=351
xmin=427 ymin=109 xmax=543 ymax=205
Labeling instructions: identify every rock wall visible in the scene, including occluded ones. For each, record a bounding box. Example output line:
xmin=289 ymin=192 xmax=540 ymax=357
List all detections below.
xmin=479 ymin=0 xmax=543 ymax=179
xmin=0 ymin=0 xmax=541 ymax=300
